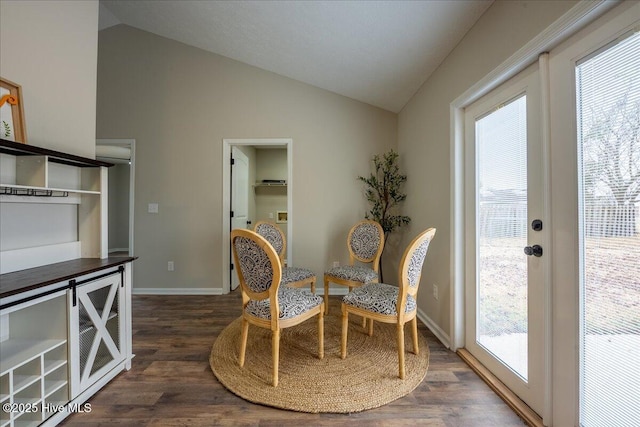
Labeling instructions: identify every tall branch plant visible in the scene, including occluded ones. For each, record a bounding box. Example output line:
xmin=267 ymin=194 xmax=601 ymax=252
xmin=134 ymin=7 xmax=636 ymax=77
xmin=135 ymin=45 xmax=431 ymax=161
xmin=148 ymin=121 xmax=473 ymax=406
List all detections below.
xmin=358 ymin=150 xmax=411 ymax=281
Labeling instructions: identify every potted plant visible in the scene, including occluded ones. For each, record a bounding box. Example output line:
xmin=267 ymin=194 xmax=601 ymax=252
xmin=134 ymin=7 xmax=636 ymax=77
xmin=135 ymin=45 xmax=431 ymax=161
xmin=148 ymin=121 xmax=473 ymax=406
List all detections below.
xmin=358 ymin=149 xmax=411 ymax=281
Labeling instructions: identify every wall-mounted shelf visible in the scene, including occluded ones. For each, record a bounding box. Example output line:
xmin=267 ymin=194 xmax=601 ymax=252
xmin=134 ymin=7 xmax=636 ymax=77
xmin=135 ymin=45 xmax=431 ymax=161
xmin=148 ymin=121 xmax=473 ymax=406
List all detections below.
xmin=254 ymin=180 xmax=287 ymax=187
xmin=0 ymin=140 xmax=113 ymax=271
xmin=0 ymin=139 xmax=112 ymax=168
xmin=1 ymin=184 xmax=100 ymax=197
xmin=0 ymin=139 xmax=111 ymax=199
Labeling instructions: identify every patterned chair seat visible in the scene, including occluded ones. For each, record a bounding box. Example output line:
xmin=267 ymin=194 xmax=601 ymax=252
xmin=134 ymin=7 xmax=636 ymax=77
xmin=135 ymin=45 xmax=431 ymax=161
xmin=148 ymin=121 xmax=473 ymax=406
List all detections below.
xmin=343 ymin=283 xmax=416 ymax=315
xmin=282 ymin=267 xmax=315 ymax=285
xmin=245 ymin=287 xmax=323 ymax=320
xmin=324 ymin=265 xmax=379 ymax=284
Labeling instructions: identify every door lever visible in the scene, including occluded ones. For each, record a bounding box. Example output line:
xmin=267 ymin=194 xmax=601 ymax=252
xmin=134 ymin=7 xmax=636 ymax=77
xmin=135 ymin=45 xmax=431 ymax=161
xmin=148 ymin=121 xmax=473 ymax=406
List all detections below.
xmin=524 ymin=245 xmax=543 ymax=257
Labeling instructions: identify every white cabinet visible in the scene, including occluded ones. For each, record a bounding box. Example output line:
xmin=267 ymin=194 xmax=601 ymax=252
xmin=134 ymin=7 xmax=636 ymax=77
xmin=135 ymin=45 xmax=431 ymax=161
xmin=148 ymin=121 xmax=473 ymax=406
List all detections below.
xmin=0 ymin=260 xmax=134 ymax=427
xmin=0 ymin=292 xmax=69 ymax=427
xmin=0 ymin=140 xmax=134 ymax=426
xmin=68 ymin=269 xmax=125 ymax=397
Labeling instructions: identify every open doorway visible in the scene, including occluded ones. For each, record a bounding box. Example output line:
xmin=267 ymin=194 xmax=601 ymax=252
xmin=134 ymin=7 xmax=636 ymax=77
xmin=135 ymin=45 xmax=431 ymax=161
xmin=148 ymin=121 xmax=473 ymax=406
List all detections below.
xmin=222 ymin=138 xmax=292 ymax=293
xmin=96 ymin=139 xmax=135 ymax=257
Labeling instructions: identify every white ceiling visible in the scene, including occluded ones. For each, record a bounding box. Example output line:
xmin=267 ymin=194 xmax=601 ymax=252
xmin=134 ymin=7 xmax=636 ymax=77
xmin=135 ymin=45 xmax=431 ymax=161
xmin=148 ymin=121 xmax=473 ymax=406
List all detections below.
xmin=99 ymin=0 xmax=493 ymax=113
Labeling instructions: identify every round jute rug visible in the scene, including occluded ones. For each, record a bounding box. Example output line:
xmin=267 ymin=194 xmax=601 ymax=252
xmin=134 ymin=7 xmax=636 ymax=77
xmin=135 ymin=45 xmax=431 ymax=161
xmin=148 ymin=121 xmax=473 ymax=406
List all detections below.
xmin=209 ymin=305 xmax=429 ymax=413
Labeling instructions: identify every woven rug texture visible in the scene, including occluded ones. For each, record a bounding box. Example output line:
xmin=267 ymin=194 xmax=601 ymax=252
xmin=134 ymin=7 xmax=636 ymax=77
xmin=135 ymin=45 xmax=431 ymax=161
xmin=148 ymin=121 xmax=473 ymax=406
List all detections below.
xmin=209 ymin=305 xmax=430 ymax=413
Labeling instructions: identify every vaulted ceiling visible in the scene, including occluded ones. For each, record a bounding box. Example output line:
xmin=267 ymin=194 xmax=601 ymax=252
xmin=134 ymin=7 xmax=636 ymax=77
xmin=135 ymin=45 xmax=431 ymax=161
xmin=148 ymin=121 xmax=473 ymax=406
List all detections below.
xmin=100 ymin=1 xmax=493 ymax=113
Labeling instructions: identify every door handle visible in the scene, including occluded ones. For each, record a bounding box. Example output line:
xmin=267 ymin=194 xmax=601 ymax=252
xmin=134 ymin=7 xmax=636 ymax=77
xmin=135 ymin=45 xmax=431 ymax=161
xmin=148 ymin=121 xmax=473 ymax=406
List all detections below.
xmin=524 ymin=245 xmax=543 ymax=257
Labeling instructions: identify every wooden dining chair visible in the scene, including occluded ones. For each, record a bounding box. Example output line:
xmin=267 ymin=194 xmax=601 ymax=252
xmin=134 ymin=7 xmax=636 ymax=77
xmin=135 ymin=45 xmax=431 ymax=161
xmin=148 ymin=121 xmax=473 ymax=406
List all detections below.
xmin=340 ymin=228 xmax=436 ymax=379
xmin=323 ymin=220 xmax=385 ymax=314
xmin=254 ymin=220 xmax=317 ymax=293
xmin=231 ymin=228 xmax=324 ymax=387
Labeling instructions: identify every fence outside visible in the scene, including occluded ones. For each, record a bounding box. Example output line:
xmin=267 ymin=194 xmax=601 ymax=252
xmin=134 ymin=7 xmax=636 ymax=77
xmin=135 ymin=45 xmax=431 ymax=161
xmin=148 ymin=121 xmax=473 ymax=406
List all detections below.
xmin=479 ymin=202 xmax=640 ymax=238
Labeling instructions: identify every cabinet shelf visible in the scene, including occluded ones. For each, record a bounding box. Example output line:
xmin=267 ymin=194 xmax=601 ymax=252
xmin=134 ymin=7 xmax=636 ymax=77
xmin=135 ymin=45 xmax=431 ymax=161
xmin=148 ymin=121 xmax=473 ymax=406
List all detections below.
xmin=0 ymin=339 xmax=66 ymax=375
xmin=43 ymin=359 xmax=66 ymax=376
xmin=13 ymin=375 xmax=40 ymax=394
xmin=44 ymin=380 xmax=67 ymax=398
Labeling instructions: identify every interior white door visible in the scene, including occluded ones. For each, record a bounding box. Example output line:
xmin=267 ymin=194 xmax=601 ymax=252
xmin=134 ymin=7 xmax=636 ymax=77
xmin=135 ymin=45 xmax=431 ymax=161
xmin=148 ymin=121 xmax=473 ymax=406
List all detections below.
xmin=464 ymin=62 xmax=545 ymax=415
xmin=230 ymin=146 xmax=250 ymax=290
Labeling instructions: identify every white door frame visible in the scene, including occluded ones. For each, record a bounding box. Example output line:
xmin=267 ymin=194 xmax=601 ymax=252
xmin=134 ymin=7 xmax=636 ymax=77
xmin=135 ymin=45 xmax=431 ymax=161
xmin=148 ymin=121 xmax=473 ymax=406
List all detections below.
xmin=222 ymin=138 xmax=293 ymax=294
xmin=96 ymin=138 xmax=136 ymax=257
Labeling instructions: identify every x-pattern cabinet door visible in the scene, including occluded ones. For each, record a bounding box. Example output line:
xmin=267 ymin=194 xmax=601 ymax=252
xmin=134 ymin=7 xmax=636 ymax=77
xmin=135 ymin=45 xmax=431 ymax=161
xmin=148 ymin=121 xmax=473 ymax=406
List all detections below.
xmin=69 ymin=271 xmax=125 ymax=397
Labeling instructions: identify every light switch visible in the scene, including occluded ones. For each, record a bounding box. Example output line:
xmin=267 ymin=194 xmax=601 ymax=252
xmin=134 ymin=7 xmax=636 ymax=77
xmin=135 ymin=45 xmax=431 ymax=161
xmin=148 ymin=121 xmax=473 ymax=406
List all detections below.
xmin=148 ymin=203 xmax=159 ymax=214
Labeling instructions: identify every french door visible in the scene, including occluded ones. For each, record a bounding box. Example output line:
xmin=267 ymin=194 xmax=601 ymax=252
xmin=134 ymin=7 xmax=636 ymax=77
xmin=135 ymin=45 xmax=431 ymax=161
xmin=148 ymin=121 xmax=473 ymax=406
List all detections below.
xmin=464 ymin=62 xmax=545 ymax=415
xmin=549 ymin=3 xmax=640 ymax=425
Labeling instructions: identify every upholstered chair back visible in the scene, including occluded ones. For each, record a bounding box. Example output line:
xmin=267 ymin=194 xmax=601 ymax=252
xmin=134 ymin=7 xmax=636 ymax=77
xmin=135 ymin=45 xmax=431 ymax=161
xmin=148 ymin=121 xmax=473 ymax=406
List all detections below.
xmin=232 ymin=230 xmax=281 ymax=295
xmin=400 ymin=228 xmax=436 ymax=298
xmin=347 ymin=220 xmax=385 ymax=264
xmin=254 ymin=221 xmax=286 ymax=262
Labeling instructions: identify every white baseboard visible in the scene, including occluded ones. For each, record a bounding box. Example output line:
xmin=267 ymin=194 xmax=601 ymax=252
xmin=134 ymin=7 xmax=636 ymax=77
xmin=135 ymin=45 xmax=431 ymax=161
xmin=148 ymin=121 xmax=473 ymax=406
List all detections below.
xmin=417 ymin=307 xmax=451 ymax=349
xmin=132 ymin=287 xmax=224 ymax=295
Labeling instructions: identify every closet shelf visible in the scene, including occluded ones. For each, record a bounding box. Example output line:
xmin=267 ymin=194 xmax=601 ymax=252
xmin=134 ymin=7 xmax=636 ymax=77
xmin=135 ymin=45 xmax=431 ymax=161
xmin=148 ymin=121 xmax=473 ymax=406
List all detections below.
xmin=254 ymin=180 xmax=287 ymax=187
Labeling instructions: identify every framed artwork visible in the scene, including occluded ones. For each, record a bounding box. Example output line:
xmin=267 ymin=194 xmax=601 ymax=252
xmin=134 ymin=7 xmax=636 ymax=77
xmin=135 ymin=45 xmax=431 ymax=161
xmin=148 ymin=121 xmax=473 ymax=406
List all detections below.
xmin=276 ymin=211 xmax=288 ymax=224
xmin=0 ymin=77 xmax=27 ymax=143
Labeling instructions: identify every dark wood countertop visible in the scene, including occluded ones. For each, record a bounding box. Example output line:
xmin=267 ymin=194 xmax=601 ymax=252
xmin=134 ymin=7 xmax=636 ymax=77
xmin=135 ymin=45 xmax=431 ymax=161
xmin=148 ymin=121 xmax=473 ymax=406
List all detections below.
xmin=0 ymin=257 xmax=138 ymax=299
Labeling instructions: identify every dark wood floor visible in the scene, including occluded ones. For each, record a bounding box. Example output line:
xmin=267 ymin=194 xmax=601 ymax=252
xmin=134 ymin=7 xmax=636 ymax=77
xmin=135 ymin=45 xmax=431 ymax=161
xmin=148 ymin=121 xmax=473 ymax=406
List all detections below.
xmin=60 ymin=292 xmax=526 ymax=426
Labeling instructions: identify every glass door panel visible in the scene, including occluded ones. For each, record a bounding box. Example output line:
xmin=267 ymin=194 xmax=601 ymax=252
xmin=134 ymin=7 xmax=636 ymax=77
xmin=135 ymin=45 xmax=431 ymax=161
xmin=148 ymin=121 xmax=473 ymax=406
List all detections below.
xmin=476 ymin=95 xmax=529 ymax=380
xmin=576 ymin=30 xmax=640 ymax=427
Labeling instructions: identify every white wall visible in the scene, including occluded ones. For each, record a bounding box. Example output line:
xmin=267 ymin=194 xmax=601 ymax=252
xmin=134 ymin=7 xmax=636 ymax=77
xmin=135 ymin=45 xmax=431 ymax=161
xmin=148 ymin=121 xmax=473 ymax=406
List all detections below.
xmin=0 ymin=0 xmax=100 ymax=268
xmin=0 ymin=0 xmax=99 ymax=157
xmin=398 ymin=0 xmax=578 ymax=338
xmin=96 ymin=25 xmax=397 ymax=292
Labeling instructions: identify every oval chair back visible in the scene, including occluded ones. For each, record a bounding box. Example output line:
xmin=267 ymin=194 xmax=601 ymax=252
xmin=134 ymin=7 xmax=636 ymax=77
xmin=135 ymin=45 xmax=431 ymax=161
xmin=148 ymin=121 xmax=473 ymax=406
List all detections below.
xmin=254 ymin=221 xmax=286 ymax=263
xmin=347 ymin=220 xmax=385 ymax=269
xmin=231 ymin=228 xmax=282 ymax=308
xmin=397 ymin=228 xmax=436 ymax=316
